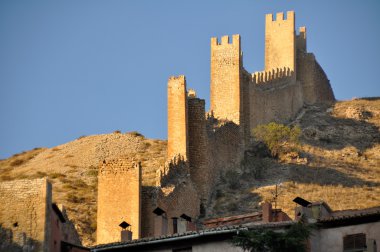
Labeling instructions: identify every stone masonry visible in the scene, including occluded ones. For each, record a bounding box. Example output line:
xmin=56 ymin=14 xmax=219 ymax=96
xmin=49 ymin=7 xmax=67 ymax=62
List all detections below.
xmin=167 ymin=75 xmax=188 ymax=161
xmin=0 ymin=178 xmax=81 ymax=252
xmin=165 ymin=9 xmax=334 ymax=221
xmin=0 ymin=178 xmax=52 ymax=251
xmin=96 ymin=10 xmax=335 ymax=245
xmin=97 ymin=159 xmax=141 ymax=244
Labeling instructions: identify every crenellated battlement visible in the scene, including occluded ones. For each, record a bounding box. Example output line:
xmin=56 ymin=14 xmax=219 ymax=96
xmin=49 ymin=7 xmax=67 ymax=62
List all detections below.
xmin=266 ymin=11 xmax=295 ymax=22
xmin=211 ymin=34 xmax=240 ymax=47
xmin=252 ymin=67 xmax=295 ymax=85
xmin=265 ymin=10 xmax=295 ymax=71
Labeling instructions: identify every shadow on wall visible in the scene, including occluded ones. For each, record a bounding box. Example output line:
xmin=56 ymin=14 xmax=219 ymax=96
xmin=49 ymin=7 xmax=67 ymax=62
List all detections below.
xmin=158 ymin=157 xmax=189 ymax=187
xmin=299 ymin=104 xmax=380 ymax=152
xmin=0 ymin=224 xmax=41 ymax=252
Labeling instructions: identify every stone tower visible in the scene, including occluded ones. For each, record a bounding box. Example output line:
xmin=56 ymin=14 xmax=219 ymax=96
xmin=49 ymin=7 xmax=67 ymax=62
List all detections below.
xmin=97 ymin=159 xmax=141 ymax=244
xmin=187 ymin=93 xmax=209 ymax=199
xmin=210 ymin=34 xmax=243 ymax=125
xmin=167 ymin=75 xmax=188 ymax=160
xmin=265 ymin=11 xmax=296 ymax=72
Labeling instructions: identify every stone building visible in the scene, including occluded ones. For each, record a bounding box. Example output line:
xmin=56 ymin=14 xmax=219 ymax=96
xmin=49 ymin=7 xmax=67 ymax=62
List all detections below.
xmin=0 ymin=178 xmax=85 ymax=252
xmin=92 ymin=202 xmax=380 ymax=252
xmin=96 ymin=10 xmax=335 ymax=245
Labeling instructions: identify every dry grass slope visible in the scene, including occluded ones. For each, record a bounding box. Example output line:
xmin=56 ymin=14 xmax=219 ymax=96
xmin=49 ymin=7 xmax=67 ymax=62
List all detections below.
xmin=209 ymin=98 xmax=380 ymax=219
xmin=0 ymin=131 xmax=166 ymax=246
xmin=1 ymin=98 xmax=379 ymax=246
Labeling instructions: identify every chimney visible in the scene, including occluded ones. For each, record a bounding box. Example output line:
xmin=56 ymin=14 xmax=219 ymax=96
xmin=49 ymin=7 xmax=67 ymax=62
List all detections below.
xmin=262 ymin=202 xmax=273 ymax=222
xmin=121 ymin=230 xmax=132 ymax=242
xmin=119 ymin=221 xmax=132 ymax=242
xmin=153 ymin=207 xmax=168 ymax=237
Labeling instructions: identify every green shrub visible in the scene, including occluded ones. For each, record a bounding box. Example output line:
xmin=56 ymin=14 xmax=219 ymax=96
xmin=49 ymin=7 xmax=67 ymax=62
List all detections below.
xmin=252 ymin=122 xmax=301 ymax=157
xmin=232 ymin=221 xmax=314 ymax=252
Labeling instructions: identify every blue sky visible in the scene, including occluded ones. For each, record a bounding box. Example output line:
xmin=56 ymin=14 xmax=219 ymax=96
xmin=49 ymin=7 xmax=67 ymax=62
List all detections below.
xmin=1 ymin=1 xmax=379 ymax=159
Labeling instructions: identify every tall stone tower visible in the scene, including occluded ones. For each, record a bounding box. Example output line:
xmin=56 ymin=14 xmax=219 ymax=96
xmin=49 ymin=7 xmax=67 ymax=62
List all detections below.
xmin=167 ymin=75 xmax=188 ymax=160
xmin=210 ymin=35 xmax=243 ymax=125
xmin=97 ymin=159 xmax=141 ymax=244
xmin=265 ymin=11 xmax=296 ymax=72
xmin=187 ymin=93 xmax=209 ymax=199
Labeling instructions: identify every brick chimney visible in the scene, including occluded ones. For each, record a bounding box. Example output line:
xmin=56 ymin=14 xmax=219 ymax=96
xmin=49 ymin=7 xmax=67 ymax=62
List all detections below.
xmin=119 ymin=221 xmax=132 ymax=242
xmin=153 ymin=207 xmax=168 ymax=237
xmin=121 ymin=230 xmax=132 ymax=242
xmin=262 ymin=202 xmax=273 ymax=222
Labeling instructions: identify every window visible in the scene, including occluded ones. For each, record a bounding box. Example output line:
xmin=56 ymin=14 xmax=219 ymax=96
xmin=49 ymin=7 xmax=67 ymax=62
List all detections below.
xmin=343 ymin=233 xmax=366 ymax=252
xmin=172 ymin=218 xmax=178 ymax=234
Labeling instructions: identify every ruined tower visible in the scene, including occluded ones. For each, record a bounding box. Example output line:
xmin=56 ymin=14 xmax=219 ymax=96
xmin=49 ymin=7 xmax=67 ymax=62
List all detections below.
xmin=187 ymin=92 xmax=209 ymax=199
xmin=265 ymin=11 xmax=296 ymax=72
xmin=97 ymin=159 xmax=141 ymax=244
xmin=167 ymin=75 xmax=188 ymax=160
xmin=210 ymin=35 xmax=243 ymax=125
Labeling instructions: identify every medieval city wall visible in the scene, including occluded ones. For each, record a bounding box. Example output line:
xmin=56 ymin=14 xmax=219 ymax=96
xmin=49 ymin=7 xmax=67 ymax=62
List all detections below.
xmin=0 ymin=178 xmax=52 ymax=252
xmin=97 ymin=159 xmax=141 ymax=244
xmin=206 ymin=118 xmax=243 ymax=176
xmin=297 ymin=52 xmax=335 ymax=104
xmin=249 ymin=67 xmax=304 ymax=127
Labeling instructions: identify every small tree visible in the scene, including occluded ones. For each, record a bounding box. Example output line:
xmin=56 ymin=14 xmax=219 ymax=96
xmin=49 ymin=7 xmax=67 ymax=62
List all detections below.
xmin=232 ymin=221 xmax=314 ymax=252
xmin=252 ymin=122 xmax=301 ymax=157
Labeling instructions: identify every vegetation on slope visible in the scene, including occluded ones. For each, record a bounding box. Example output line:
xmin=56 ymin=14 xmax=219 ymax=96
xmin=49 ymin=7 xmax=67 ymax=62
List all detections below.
xmin=210 ymin=98 xmax=380 ymax=219
xmin=1 ymin=98 xmax=379 ymax=246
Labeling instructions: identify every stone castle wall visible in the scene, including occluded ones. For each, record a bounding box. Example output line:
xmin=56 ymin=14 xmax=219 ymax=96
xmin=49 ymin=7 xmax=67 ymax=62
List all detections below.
xmin=296 ymin=26 xmax=335 ymax=104
xmin=97 ymin=159 xmax=141 ymax=244
xmin=0 ymin=178 xmax=52 ymax=252
xmin=96 ymin=10 xmax=336 ymax=244
xmin=265 ymin=11 xmax=296 ymax=72
xmin=297 ymin=52 xmax=335 ymax=104
xmin=250 ymin=69 xmax=304 ymax=128
xmin=163 ymin=11 xmax=335 ymax=226
xmin=210 ymin=35 xmax=242 ymax=125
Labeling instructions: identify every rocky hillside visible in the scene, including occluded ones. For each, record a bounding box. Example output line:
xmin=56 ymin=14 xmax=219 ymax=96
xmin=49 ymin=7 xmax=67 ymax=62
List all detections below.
xmin=209 ymin=98 xmax=380 ymax=220
xmin=0 ymin=131 xmax=166 ymax=246
xmin=1 ymin=98 xmax=379 ymax=246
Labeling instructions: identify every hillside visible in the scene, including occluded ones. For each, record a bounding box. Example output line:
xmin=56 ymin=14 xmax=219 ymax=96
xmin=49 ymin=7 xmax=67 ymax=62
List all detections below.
xmin=0 ymin=131 xmax=167 ymax=246
xmin=1 ymin=98 xmax=379 ymax=246
xmin=209 ymin=98 xmax=380 ymax=219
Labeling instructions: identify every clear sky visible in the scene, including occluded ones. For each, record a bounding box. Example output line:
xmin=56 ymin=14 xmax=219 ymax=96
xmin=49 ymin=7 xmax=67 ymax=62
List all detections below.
xmin=1 ymin=0 xmax=379 ymax=159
